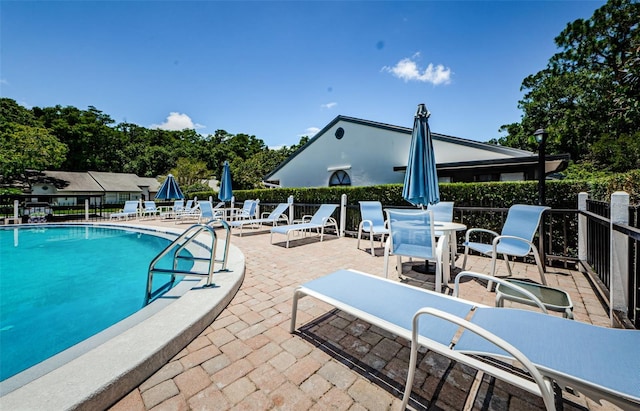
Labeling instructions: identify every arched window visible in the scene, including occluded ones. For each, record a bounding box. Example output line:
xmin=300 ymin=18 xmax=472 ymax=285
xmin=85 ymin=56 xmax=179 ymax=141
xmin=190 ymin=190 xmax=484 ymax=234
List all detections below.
xmin=329 ymin=170 xmax=351 ymax=186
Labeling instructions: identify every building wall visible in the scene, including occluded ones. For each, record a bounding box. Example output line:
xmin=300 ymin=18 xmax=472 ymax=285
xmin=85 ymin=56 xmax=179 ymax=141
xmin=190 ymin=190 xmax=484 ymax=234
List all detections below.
xmin=270 ymin=121 xmax=411 ymax=187
xmin=268 ymin=118 xmax=534 ymax=188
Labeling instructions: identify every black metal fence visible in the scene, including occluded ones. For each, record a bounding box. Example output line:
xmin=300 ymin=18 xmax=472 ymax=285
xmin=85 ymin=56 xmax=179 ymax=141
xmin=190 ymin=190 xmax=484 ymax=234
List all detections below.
xmin=263 ymin=201 xmax=580 ymax=267
xmin=582 ymin=200 xmax=640 ymax=328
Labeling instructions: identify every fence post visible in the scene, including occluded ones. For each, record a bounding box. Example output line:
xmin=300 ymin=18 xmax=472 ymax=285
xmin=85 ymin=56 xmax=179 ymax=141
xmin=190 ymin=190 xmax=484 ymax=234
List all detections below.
xmin=287 ymin=195 xmax=294 ymax=224
xmin=578 ymin=192 xmax=588 ymax=261
xmin=340 ymin=194 xmax=347 ymax=237
xmin=610 ymin=191 xmax=629 ymax=327
xmin=85 ymin=199 xmax=89 ymax=221
xmin=13 ymin=200 xmax=19 ymax=220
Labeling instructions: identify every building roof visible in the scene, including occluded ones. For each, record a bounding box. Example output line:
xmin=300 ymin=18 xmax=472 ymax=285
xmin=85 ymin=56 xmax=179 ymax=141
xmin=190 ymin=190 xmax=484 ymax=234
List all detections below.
xmin=88 ymin=171 xmax=143 ymax=192
xmin=263 ymin=115 xmax=534 ymax=180
xmin=40 ymin=171 xmax=105 ymax=192
xmin=137 ymin=176 xmax=162 ymax=191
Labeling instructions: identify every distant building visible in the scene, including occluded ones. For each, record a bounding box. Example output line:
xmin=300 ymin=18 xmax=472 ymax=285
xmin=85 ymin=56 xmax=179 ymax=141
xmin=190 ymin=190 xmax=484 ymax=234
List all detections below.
xmin=263 ymin=116 xmax=568 ymax=188
xmin=30 ymin=171 xmax=161 ymax=205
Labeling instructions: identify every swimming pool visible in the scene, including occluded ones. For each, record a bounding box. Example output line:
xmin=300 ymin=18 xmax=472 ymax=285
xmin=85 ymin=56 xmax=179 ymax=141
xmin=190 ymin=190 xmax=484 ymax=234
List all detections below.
xmin=0 ymin=225 xmax=191 ymax=381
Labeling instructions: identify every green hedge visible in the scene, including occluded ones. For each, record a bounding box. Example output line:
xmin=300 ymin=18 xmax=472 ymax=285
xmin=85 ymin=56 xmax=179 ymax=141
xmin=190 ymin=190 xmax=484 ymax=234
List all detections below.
xmin=189 ymin=169 xmax=640 ymax=208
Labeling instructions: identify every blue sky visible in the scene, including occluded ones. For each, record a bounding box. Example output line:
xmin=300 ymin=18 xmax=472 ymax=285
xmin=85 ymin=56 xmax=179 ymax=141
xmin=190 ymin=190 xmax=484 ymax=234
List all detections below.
xmin=1 ymin=1 xmax=604 ymax=148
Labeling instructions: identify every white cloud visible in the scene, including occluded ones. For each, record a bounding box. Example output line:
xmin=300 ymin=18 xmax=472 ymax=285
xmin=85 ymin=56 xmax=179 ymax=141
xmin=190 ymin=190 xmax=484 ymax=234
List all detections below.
xmin=300 ymin=127 xmax=320 ymax=137
xmin=0 ymin=78 xmax=8 ymax=85
xmin=382 ymin=54 xmax=452 ymax=85
xmin=150 ymin=112 xmax=205 ymax=131
xmin=321 ymin=102 xmax=337 ymax=109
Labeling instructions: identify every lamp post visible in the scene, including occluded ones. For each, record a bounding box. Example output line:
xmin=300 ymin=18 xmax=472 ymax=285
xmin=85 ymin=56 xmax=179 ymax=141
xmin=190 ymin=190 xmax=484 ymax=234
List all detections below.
xmin=534 ymin=128 xmax=548 ymax=206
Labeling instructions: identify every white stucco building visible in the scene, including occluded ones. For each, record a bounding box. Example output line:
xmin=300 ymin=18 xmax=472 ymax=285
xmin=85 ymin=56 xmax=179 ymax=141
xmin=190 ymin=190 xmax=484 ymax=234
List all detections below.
xmin=264 ymin=116 xmax=567 ymax=188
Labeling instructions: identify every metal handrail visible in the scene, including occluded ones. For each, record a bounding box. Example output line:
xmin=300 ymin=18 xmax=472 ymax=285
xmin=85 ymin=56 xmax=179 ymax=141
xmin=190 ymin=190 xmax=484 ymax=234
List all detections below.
xmin=144 ymin=222 xmax=230 ymax=304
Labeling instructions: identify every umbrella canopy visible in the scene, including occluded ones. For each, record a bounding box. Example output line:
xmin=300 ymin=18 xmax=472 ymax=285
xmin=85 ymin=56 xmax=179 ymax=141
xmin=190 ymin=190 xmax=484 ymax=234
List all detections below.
xmin=402 ymin=103 xmax=440 ymax=207
xmin=155 ymin=174 xmax=184 ymax=200
xmin=218 ymin=161 xmax=233 ymax=202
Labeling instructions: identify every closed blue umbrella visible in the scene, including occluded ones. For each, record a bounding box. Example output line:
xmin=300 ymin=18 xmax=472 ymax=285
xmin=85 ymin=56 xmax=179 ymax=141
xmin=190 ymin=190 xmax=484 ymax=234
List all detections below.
xmin=218 ymin=161 xmax=233 ymax=202
xmin=402 ymin=103 xmax=440 ymax=207
xmin=155 ymin=174 xmax=184 ymax=200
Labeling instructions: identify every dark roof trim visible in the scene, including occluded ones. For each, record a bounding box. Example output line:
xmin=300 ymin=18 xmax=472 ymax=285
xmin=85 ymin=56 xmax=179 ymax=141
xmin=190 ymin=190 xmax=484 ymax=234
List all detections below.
xmin=393 ymin=153 xmax=570 ymax=172
xmin=263 ymin=115 xmax=533 ymax=180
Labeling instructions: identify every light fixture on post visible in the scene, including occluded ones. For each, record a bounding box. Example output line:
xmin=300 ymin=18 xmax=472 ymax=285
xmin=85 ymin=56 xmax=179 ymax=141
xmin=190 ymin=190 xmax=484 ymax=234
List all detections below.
xmin=533 ymin=128 xmax=548 ymax=274
xmin=534 ymin=128 xmax=548 ymax=206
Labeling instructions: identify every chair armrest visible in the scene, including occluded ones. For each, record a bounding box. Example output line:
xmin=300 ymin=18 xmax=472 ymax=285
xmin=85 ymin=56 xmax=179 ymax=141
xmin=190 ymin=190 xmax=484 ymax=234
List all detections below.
xmin=465 ymin=228 xmax=499 ymax=242
xmin=452 ymin=271 xmax=548 ymax=314
xmin=358 ymin=219 xmax=374 ymax=230
xmin=491 ymin=235 xmax=535 ymax=252
xmin=406 ymin=307 xmax=556 ymax=411
xmin=301 ymin=214 xmax=313 ymax=223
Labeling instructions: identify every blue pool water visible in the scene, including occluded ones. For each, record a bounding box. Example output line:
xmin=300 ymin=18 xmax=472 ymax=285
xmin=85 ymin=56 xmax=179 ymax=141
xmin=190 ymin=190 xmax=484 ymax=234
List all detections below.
xmin=0 ymin=225 xmax=190 ymax=381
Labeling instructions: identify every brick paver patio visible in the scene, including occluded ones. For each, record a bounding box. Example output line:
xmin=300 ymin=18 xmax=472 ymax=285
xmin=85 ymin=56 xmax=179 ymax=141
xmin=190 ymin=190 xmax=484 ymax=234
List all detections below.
xmin=110 ymin=221 xmax=618 ymax=411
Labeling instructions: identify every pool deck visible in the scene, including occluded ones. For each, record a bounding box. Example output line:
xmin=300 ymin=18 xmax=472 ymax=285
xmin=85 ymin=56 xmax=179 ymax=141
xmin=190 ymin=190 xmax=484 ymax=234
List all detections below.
xmin=2 ymin=218 xmax=622 ymax=410
xmin=98 ymin=218 xmax=625 ymax=411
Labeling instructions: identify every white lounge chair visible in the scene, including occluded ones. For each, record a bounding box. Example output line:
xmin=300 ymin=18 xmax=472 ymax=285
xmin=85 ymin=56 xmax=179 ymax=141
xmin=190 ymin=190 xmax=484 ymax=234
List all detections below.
xmin=110 ymin=201 xmax=139 ymax=220
xmin=140 ymin=201 xmax=161 ymax=219
xmin=270 ymin=204 xmax=338 ymax=248
xmin=462 ymin=204 xmax=550 ymax=289
xmin=290 ymin=269 xmax=640 ymax=411
xmin=356 ymin=201 xmax=389 ymax=256
xmin=160 ymin=200 xmax=184 ymax=219
xmin=229 ymin=203 xmax=289 ymax=236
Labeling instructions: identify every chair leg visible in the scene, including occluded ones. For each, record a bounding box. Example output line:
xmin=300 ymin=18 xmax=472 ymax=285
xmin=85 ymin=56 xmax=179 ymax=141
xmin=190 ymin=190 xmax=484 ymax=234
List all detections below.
xmin=530 ymin=244 xmax=547 ymax=285
xmin=462 ymin=246 xmax=469 ymax=270
xmin=487 ymin=254 xmax=498 ymax=291
xmin=383 ymin=242 xmax=390 ymax=278
xmin=357 ymin=228 xmax=362 ymax=250
xmin=503 ymin=254 xmax=513 ymax=276
xmin=370 ymin=234 xmax=375 ymax=257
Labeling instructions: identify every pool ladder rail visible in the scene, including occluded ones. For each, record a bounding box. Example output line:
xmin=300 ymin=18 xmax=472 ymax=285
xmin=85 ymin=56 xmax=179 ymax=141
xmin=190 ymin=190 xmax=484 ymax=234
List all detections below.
xmin=144 ymin=220 xmax=231 ymax=305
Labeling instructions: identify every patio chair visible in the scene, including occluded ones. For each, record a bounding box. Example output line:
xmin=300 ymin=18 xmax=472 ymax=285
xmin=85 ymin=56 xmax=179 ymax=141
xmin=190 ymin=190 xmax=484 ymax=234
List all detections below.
xmin=230 ymin=199 xmax=258 ymax=221
xmin=229 ymin=202 xmax=289 ymax=236
xmin=140 ymin=201 xmax=161 ymax=219
xmin=195 ymin=200 xmax=219 ymax=223
xmin=174 ymin=201 xmax=200 ymax=223
xmin=383 ymin=209 xmax=447 ymax=292
xmin=110 ymin=201 xmax=139 ymax=220
xmin=356 ymin=201 xmax=389 ymax=256
xmin=462 ymin=204 xmax=550 ymax=289
xmin=427 ymin=201 xmax=454 ymax=224
xmin=160 ymin=200 xmax=184 ymax=219
xmin=290 ymin=269 xmax=640 ymax=411
xmin=270 ymin=204 xmax=338 ymax=248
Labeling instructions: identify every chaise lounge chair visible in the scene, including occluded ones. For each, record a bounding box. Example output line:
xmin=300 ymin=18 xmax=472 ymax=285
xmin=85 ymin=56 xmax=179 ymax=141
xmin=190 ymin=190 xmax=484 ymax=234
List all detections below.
xmin=140 ymin=201 xmax=161 ymax=219
xmin=110 ymin=200 xmax=139 ymax=220
xmin=160 ymin=200 xmax=184 ymax=219
xmin=270 ymin=204 xmax=338 ymax=248
xmin=290 ymin=269 xmax=640 ymax=411
xmin=229 ymin=202 xmax=289 ymax=236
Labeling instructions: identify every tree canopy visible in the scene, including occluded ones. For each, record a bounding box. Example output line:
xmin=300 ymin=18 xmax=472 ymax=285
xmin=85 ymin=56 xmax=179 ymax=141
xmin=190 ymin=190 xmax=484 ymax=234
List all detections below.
xmin=0 ymin=98 xmax=310 ymax=191
xmin=493 ymin=0 xmax=640 ymax=173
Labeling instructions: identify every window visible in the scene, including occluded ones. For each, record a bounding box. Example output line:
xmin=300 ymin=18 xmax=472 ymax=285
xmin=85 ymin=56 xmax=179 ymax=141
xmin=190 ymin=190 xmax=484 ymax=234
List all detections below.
xmin=329 ymin=170 xmax=351 ymax=186
xmin=335 ymin=127 xmax=345 ymax=140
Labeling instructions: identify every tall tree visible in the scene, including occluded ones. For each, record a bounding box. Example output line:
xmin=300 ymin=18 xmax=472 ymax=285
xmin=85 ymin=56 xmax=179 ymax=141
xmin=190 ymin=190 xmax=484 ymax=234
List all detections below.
xmin=0 ymin=123 xmax=68 ymax=186
xmin=497 ymin=0 xmax=640 ymax=170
